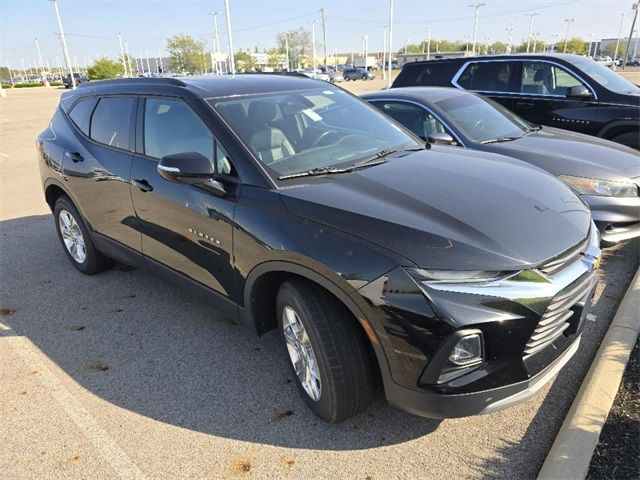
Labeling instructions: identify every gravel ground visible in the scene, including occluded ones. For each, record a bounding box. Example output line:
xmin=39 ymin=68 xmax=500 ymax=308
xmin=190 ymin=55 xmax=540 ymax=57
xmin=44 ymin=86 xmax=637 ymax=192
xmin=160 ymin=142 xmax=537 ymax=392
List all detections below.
xmin=588 ymin=338 xmax=640 ymax=479
xmin=1 ymin=86 xmax=638 ymax=480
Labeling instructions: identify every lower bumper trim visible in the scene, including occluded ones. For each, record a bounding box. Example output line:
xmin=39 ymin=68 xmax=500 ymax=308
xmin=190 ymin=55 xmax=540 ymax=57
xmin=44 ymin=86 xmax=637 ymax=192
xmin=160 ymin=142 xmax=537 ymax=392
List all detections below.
xmin=599 ymin=222 xmax=640 ymax=243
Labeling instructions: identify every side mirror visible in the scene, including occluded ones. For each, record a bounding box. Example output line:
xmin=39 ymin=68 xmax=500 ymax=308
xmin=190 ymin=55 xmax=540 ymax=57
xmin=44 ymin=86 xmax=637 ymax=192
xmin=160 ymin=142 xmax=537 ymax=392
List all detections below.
xmin=158 ymin=152 xmax=226 ymax=196
xmin=427 ymin=132 xmax=455 ymax=145
xmin=566 ymin=85 xmax=591 ymax=99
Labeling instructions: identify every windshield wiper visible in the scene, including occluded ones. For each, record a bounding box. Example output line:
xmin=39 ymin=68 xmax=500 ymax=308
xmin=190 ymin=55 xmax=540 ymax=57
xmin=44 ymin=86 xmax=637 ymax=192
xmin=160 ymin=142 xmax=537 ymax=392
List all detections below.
xmin=278 ymin=166 xmax=352 ymax=180
xmin=480 ymin=136 xmax=521 ymax=144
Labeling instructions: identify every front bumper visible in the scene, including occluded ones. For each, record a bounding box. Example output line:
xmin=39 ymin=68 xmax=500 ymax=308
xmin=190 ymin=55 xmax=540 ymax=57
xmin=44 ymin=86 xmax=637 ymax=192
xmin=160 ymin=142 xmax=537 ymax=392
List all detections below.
xmin=384 ymin=335 xmax=581 ymax=419
xmin=583 ymin=194 xmax=640 ymax=242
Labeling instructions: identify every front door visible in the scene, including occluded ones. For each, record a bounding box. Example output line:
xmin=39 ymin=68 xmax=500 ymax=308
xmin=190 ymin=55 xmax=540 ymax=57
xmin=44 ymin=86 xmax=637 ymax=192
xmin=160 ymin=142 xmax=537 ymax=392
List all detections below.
xmin=129 ymin=96 xmax=238 ymax=298
xmin=511 ymin=61 xmax=599 ymax=134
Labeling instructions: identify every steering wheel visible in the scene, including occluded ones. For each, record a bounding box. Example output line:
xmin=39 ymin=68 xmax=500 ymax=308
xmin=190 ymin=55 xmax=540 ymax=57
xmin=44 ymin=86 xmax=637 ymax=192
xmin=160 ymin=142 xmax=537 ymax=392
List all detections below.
xmin=311 ymin=130 xmax=339 ymax=148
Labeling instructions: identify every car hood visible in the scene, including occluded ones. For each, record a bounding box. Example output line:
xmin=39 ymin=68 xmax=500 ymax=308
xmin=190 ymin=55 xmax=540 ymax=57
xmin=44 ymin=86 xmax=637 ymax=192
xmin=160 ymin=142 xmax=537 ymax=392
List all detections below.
xmin=279 ymin=148 xmax=591 ymax=271
xmin=483 ymin=127 xmax=640 ymax=180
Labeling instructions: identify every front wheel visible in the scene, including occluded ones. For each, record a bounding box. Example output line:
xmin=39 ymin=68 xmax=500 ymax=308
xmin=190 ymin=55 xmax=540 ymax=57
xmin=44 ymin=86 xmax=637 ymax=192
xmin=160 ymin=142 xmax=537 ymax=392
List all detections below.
xmin=277 ymin=279 xmax=374 ymax=423
xmin=54 ymin=196 xmax=114 ymax=274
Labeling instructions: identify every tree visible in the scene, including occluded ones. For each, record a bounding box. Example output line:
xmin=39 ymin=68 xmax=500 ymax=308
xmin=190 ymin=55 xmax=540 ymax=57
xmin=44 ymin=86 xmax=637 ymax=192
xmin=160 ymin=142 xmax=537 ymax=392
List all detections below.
xmin=275 ymin=27 xmax=311 ymax=69
xmin=266 ymin=48 xmax=280 ymax=69
xmin=87 ymin=57 xmax=123 ymax=80
xmin=234 ymin=51 xmax=257 ymax=72
xmin=166 ymin=35 xmax=206 ymax=74
xmin=488 ymin=41 xmax=508 ymax=54
xmin=561 ymin=37 xmax=589 ymax=55
xmin=0 ymin=66 xmax=10 ymax=81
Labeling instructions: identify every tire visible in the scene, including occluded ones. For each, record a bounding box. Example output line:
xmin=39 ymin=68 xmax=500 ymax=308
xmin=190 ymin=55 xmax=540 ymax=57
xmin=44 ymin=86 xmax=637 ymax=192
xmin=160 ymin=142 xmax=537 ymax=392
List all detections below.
xmin=53 ymin=196 xmax=114 ymax=274
xmin=276 ymin=279 xmax=374 ymax=423
xmin=362 ymin=75 xmax=367 ymax=80
xmin=610 ymin=131 xmax=639 ymax=149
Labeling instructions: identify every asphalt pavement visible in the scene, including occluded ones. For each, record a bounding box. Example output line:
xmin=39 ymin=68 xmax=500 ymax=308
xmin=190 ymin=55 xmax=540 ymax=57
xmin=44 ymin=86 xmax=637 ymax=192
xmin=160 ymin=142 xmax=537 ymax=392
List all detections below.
xmin=1 ymin=86 xmax=638 ymax=479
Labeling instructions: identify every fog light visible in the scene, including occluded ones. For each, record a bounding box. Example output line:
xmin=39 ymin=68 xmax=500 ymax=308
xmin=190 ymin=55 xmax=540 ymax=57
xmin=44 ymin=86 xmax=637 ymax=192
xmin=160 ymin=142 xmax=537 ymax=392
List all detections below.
xmin=449 ymin=334 xmax=483 ymax=366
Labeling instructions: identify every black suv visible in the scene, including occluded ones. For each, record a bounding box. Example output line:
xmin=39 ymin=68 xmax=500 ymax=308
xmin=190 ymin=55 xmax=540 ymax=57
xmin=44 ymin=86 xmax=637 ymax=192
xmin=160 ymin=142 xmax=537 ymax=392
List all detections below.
xmin=38 ymin=75 xmax=600 ymax=422
xmin=393 ymin=54 xmax=640 ymax=148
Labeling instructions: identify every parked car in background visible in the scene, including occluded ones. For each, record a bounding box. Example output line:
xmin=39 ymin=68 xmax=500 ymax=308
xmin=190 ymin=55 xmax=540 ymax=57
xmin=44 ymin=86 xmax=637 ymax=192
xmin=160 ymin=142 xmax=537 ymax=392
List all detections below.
xmin=392 ymin=54 xmax=640 ymax=149
xmin=343 ymin=67 xmax=375 ymax=81
xmin=364 ymin=87 xmax=640 ymax=244
xmin=63 ymin=72 xmax=89 ymax=88
xmin=38 ymin=75 xmax=599 ymax=423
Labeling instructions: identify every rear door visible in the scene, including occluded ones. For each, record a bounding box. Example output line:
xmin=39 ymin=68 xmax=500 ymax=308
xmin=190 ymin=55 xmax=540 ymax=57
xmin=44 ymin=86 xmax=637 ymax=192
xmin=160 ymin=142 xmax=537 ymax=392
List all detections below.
xmin=511 ymin=61 xmax=599 ymax=133
xmin=62 ymin=95 xmax=141 ymax=251
xmin=453 ymin=60 xmax=519 ymax=111
xmin=129 ymin=96 xmax=238 ymax=298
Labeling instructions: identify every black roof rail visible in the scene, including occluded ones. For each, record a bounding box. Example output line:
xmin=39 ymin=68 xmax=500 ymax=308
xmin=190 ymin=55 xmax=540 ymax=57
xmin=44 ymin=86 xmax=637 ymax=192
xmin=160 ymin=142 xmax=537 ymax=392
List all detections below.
xmin=77 ymin=77 xmax=187 ymax=89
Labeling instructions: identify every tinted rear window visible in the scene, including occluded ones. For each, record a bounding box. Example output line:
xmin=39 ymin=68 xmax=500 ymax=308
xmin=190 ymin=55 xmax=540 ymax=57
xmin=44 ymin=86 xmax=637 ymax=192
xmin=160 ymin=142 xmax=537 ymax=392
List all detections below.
xmin=456 ymin=62 xmax=518 ymax=93
xmin=90 ymin=97 xmax=135 ymax=150
xmin=392 ymin=62 xmax=458 ymax=87
xmin=68 ymin=98 xmax=96 ymax=135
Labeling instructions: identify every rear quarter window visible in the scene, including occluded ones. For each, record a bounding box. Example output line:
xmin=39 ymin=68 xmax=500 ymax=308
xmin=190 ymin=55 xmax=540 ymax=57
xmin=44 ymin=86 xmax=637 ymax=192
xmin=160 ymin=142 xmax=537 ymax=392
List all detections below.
xmin=456 ymin=61 xmax=518 ymax=93
xmin=68 ymin=98 xmax=96 ymax=135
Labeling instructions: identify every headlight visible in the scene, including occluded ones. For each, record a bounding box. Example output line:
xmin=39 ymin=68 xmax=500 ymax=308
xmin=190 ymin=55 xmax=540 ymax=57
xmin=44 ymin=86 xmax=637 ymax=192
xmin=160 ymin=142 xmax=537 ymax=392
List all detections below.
xmin=559 ymin=175 xmax=638 ymax=197
xmin=407 ymin=268 xmax=507 ymax=284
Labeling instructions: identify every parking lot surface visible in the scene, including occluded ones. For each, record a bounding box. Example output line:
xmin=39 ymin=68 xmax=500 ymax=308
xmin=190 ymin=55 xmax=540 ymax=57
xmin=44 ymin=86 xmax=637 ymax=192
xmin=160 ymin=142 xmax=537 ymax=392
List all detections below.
xmin=1 ymin=86 xmax=638 ymax=479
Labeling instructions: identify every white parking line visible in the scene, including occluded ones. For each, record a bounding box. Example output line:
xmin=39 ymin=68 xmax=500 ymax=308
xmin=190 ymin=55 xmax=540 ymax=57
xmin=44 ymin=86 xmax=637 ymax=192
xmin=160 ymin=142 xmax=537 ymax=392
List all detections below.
xmin=6 ymin=335 xmax=148 ymax=480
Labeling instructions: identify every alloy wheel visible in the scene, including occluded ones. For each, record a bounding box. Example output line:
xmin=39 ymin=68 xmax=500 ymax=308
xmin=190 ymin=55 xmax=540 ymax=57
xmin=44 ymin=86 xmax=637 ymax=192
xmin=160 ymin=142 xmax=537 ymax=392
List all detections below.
xmin=58 ymin=209 xmax=86 ymax=263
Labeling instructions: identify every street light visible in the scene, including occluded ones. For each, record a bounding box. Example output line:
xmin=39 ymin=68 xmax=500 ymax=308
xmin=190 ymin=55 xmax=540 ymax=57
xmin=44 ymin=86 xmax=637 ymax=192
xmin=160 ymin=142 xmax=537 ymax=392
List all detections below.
xmin=35 ymin=37 xmax=49 ymax=86
xmin=117 ymin=32 xmax=128 ymax=77
xmin=209 ymin=12 xmax=221 ymax=74
xmin=469 ymin=3 xmax=487 ymax=56
xmin=224 ymin=0 xmax=235 ymax=74
xmin=309 ymin=21 xmax=317 ymax=72
xmin=404 ymin=38 xmax=410 ymax=54
xmin=525 ymin=13 xmax=539 ymax=53
xmin=50 ymin=0 xmax=75 ymax=88
xmin=563 ymin=18 xmax=575 ymax=53
xmin=387 ymin=0 xmax=394 ymax=88
xmin=623 ymin=1 xmax=639 ymax=69
xmin=382 ymin=25 xmax=388 ymax=80
xmin=506 ymin=22 xmax=515 ymax=54
xmin=426 ymin=29 xmax=431 ymax=60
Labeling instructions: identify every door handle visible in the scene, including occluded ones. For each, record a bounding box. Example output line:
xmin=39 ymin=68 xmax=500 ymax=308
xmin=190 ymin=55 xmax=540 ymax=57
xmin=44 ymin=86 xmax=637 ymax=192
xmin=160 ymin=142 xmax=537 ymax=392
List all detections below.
xmin=132 ymin=179 xmax=153 ymax=192
xmin=65 ymin=151 xmax=84 ymax=163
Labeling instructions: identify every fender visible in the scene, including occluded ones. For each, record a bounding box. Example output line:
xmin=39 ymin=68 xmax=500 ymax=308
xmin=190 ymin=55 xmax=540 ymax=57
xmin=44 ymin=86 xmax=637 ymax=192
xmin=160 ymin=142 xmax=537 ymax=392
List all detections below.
xmin=598 ymin=119 xmax=640 ymax=139
xmin=43 ymin=177 xmax=97 ymax=234
xmin=241 ymin=260 xmax=395 ymax=389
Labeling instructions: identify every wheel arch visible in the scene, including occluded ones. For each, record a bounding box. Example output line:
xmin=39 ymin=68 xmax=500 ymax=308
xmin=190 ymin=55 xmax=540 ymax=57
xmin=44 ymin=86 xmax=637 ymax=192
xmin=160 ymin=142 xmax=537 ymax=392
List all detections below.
xmin=241 ymin=261 xmax=390 ymax=383
xmin=597 ymin=120 xmax=640 ymax=141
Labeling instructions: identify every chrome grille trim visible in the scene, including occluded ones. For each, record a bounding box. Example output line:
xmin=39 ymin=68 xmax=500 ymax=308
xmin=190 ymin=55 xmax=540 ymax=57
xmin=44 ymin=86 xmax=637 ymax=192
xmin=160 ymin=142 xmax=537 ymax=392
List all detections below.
xmin=539 ymin=235 xmax=590 ymax=275
xmin=524 ymin=272 xmax=594 ymax=357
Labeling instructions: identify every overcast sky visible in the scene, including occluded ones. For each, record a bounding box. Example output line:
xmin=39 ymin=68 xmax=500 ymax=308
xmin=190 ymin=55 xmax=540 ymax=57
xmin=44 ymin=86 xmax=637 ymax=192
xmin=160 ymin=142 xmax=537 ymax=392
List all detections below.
xmin=1 ymin=0 xmax=637 ymax=67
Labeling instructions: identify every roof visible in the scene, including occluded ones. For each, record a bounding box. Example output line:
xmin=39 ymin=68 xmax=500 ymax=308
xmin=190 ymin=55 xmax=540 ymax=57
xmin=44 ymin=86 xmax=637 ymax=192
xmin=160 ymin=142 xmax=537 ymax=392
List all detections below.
xmin=362 ymin=86 xmax=467 ymax=103
xmin=71 ymin=73 xmax=326 ymax=98
xmin=403 ymin=53 xmax=587 ymax=65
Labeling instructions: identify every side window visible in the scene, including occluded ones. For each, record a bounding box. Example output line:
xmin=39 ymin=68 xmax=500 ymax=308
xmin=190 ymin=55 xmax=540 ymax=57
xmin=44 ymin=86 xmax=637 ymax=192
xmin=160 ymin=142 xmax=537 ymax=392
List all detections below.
xmin=520 ymin=62 xmax=583 ymax=96
xmin=68 ymin=98 xmax=96 ymax=135
xmin=90 ymin=97 xmax=135 ymax=150
xmin=457 ymin=62 xmax=517 ymax=93
xmin=144 ymin=98 xmax=213 ymax=161
xmin=373 ymin=101 xmax=448 ymax=140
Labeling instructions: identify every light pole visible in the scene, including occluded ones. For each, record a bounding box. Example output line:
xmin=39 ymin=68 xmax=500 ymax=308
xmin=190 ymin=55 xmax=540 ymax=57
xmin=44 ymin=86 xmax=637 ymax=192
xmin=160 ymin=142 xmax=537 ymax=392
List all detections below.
xmin=469 ymin=3 xmax=487 ymax=56
xmin=549 ymin=33 xmax=559 ymax=52
xmin=224 ymin=0 xmax=235 ymax=74
xmin=50 ymin=0 xmax=75 ymax=88
xmin=532 ymin=33 xmax=540 ymax=53
xmin=387 ymin=0 xmax=394 ymax=88
xmin=363 ymin=34 xmax=368 ymax=68
xmin=563 ymin=18 xmax=575 ymax=53
xmin=310 ymin=21 xmax=317 ymax=72
xmin=404 ymin=38 xmax=410 ymax=54
xmin=382 ymin=25 xmax=388 ymax=80
xmin=525 ymin=13 xmax=539 ymax=53
xmin=35 ymin=37 xmax=49 ymax=86
xmin=117 ymin=32 xmax=128 ymax=77
xmin=284 ymin=34 xmax=290 ymax=71
xmin=426 ymin=29 xmax=431 ymax=60
xmin=623 ymin=2 xmax=639 ymax=69
xmin=209 ymin=12 xmax=220 ymax=74
xmin=506 ymin=22 xmax=515 ymax=54
xmin=125 ymin=41 xmax=133 ymax=76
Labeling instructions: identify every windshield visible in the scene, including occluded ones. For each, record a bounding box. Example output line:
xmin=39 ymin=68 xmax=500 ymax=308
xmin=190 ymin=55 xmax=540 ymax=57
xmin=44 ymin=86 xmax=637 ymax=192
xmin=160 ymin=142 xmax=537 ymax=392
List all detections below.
xmin=436 ymin=93 xmax=530 ymax=143
xmin=572 ymin=58 xmax=640 ymax=95
xmin=209 ymin=88 xmax=419 ymax=178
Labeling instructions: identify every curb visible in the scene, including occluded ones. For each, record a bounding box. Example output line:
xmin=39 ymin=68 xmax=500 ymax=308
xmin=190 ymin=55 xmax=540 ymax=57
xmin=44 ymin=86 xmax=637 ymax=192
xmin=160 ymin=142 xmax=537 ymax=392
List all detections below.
xmin=538 ymin=267 xmax=640 ymax=480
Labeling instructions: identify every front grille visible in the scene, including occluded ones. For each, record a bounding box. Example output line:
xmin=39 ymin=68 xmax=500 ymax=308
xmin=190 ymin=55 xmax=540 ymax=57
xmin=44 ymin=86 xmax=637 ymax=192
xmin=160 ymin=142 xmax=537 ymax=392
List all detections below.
xmin=539 ymin=236 xmax=589 ymax=275
xmin=524 ymin=272 xmax=594 ymax=356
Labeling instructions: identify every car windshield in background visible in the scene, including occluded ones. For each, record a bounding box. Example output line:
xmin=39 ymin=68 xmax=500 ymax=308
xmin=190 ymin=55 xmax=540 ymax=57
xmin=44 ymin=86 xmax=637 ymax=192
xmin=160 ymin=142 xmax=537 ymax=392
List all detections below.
xmin=572 ymin=58 xmax=640 ymax=95
xmin=436 ymin=93 xmax=530 ymax=143
xmin=209 ymin=88 xmax=419 ymax=178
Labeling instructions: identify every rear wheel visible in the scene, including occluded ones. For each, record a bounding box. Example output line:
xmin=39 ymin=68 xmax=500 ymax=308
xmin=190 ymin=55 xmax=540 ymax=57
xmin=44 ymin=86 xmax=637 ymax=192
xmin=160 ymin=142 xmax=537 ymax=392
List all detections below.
xmin=610 ymin=131 xmax=639 ymax=149
xmin=53 ymin=196 xmax=114 ymax=274
xmin=277 ymin=279 xmax=374 ymax=423
xmin=362 ymin=75 xmax=367 ymax=80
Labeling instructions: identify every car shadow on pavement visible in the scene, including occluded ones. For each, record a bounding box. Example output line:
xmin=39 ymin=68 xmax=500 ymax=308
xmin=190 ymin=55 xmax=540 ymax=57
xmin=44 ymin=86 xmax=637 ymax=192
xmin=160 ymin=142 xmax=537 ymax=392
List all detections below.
xmin=0 ymin=214 xmax=440 ymax=450
xmin=468 ymin=239 xmax=639 ymax=479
